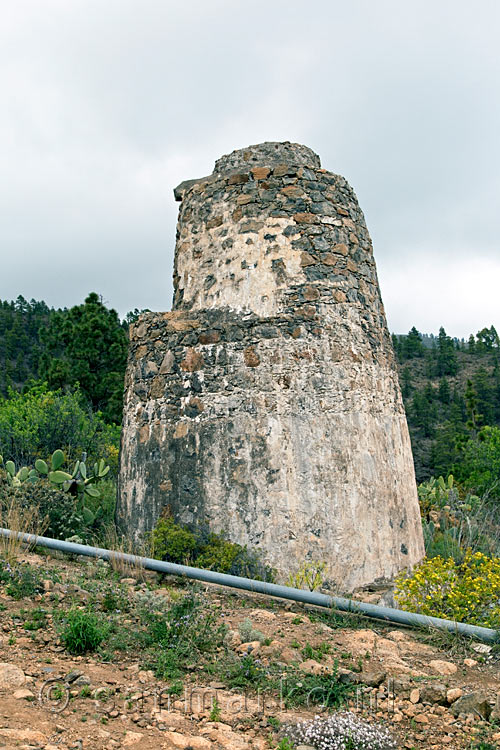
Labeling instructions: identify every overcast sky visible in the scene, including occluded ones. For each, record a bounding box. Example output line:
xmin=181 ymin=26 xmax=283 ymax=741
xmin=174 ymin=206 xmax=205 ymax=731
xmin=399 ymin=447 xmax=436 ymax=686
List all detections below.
xmin=1 ymin=1 xmax=499 ymax=336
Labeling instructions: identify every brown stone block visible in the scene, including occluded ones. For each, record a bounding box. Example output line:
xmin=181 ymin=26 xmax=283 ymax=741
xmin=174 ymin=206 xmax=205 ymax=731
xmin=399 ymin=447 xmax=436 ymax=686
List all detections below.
xmin=206 ymin=215 xmax=223 ymax=229
xmin=159 ymin=351 xmax=174 ymax=374
xmin=163 ymin=314 xmax=200 ymax=332
xmin=346 ymin=259 xmax=358 ymax=272
xmin=281 ymin=185 xmax=302 ymax=198
xmin=180 ymin=348 xmax=204 ymax=372
xmin=251 ymin=166 xmax=270 ymax=180
xmin=135 ymin=344 xmax=148 ymax=360
xmin=322 ymin=253 xmax=337 ymax=266
xmin=138 ymin=424 xmax=150 ymax=443
xmin=349 ymin=232 xmax=359 ymax=244
xmin=244 ymin=346 xmax=260 ymax=367
xmin=186 ymin=397 xmax=204 ymax=413
xmin=173 ymin=422 xmax=188 ymax=439
xmin=303 ymin=285 xmax=320 ymax=301
xmin=198 ymin=330 xmax=221 ymax=344
xmin=294 ymin=212 xmax=317 ymax=224
xmin=300 ymin=251 xmax=316 ymax=267
xmin=236 ymin=194 xmax=253 ymax=205
xmin=332 ymin=243 xmax=349 ymax=256
xmin=150 ymin=376 xmax=164 ymax=399
xmin=273 ymin=164 xmax=288 ymax=177
xmin=301 ymin=305 xmax=317 ymax=318
xmin=134 ymin=322 xmax=147 ymax=339
xmin=334 ymin=291 xmax=347 ymax=302
xmin=228 ymin=173 xmax=249 ymax=185
xmin=232 ymin=207 xmax=243 ymax=222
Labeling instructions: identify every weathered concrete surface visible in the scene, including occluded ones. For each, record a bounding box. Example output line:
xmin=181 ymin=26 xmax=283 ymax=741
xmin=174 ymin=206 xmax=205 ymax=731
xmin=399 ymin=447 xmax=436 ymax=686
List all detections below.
xmin=117 ymin=141 xmax=424 ymax=591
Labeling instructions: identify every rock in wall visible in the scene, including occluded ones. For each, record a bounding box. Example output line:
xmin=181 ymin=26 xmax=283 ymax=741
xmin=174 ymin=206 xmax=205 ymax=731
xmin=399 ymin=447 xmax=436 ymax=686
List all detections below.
xmin=117 ymin=141 xmax=424 ymax=591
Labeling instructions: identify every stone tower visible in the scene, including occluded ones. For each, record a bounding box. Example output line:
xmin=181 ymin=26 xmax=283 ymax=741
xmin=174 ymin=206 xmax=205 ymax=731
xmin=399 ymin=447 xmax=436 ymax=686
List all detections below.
xmin=117 ymin=142 xmax=424 ymax=591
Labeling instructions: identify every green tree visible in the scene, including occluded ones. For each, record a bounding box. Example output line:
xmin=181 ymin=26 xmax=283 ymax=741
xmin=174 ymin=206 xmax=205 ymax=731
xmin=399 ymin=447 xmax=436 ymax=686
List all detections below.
xmin=436 ymin=327 xmax=458 ymax=376
xmin=473 ymin=367 xmax=495 ymax=425
xmin=465 ymin=379 xmax=482 ymax=433
xmin=400 ymin=366 xmax=413 ymax=398
xmin=402 ymin=326 xmax=424 ymax=359
xmin=39 ymin=293 xmax=128 ymax=423
xmin=475 ymin=325 xmax=499 ymax=352
xmin=438 ymin=377 xmax=451 ymax=405
xmin=453 ymin=425 xmax=500 ymax=499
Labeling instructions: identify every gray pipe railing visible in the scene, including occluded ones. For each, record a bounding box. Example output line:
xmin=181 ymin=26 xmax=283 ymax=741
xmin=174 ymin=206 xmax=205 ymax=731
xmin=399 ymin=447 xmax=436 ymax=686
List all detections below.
xmin=1 ymin=527 xmax=498 ymax=643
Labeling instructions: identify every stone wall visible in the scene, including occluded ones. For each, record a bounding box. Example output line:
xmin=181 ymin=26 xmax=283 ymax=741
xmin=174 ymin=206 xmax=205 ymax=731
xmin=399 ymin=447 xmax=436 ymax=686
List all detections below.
xmin=117 ymin=142 xmax=424 ymax=591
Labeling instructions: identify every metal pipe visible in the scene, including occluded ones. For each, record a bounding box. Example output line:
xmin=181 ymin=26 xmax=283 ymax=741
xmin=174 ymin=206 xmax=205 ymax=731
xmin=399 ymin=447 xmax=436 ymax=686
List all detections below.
xmin=1 ymin=527 xmax=498 ymax=643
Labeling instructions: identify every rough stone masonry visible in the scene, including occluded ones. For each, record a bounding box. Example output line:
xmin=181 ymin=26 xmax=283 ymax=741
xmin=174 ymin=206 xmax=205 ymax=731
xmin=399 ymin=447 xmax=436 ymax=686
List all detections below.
xmin=117 ymin=141 xmax=424 ymax=591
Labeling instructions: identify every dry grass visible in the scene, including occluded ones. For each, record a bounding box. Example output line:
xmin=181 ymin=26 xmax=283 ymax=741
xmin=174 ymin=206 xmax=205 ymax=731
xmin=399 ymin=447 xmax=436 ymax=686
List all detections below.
xmin=0 ymin=492 xmax=47 ymax=563
xmin=101 ymin=525 xmax=147 ymax=580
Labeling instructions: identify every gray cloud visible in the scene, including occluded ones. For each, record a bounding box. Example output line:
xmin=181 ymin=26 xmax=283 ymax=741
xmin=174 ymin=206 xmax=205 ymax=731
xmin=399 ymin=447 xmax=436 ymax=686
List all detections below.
xmin=1 ymin=0 xmax=499 ymax=336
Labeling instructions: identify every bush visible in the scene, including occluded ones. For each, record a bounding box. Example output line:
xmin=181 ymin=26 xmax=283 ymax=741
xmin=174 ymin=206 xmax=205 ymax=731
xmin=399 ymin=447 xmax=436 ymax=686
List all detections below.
xmin=60 ymin=609 xmax=109 ymax=654
xmin=140 ymin=592 xmax=227 ymax=679
xmin=0 ymin=481 xmax=87 ymax=541
xmin=0 ymin=383 xmax=120 ymax=469
xmin=149 ymin=514 xmax=198 ymax=564
xmin=284 ymin=712 xmax=397 ymax=750
xmin=150 ymin=513 xmax=274 ymax=581
xmin=0 ymin=560 xmax=45 ymax=600
xmin=418 ymin=476 xmax=500 ymax=562
xmin=395 ymin=549 xmax=500 ymax=628
xmin=453 ymin=426 xmax=500 ymax=500
xmin=238 ymin=617 xmax=266 ymax=644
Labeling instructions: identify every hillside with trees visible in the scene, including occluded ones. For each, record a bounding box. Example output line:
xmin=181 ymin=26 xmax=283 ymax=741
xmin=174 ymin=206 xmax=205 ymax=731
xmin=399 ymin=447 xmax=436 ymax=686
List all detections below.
xmin=393 ymin=325 xmax=500 ymax=487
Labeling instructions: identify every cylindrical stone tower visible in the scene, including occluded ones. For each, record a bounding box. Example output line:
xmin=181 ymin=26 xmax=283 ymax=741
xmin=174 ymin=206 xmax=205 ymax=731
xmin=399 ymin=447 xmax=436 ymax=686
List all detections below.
xmin=117 ymin=142 xmax=424 ymax=591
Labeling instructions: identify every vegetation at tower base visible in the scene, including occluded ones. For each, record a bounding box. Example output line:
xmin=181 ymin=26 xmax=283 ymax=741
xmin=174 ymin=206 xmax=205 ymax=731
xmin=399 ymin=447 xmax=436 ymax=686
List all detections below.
xmin=149 ymin=511 xmax=275 ymax=580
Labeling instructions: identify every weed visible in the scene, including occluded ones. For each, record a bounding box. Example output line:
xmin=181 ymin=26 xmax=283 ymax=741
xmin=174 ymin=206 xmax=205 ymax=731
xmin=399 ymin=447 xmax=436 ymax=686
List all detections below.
xmin=60 ymin=609 xmax=110 ymax=654
xmin=141 ymin=593 xmax=227 ymax=679
xmin=302 ymin=641 xmax=331 ymax=661
xmin=22 ymin=607 xmax=48 ymax=630
xmin=238 ymin=617 xmax=266 ymax=644
xmin=287 ymin=560 xmax=326 ymax=591
xmin=209 ymin=697 xmax=221 ymax=722
xmin=3 ymin=562 xmax=44 ymax=600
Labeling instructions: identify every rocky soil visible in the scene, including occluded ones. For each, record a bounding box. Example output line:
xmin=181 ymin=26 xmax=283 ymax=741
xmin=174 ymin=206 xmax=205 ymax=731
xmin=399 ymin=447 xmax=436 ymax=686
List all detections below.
xmin=0 ymin=550 xmax=499 ymax=750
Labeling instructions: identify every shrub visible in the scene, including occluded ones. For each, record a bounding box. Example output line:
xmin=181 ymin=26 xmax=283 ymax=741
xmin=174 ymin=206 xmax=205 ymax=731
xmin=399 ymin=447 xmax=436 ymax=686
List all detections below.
xmin=141 ymin=593 xmax=227 ymax=679
xmin=287 ymin=560 xmax=326 ymax=591
xmin=0 ymin=481 xmax=87 ymax=540
xmin=149 ymin=514 xmax=198 ymax=564
xmin=149 ymin=514 xmax=274 ymax=580
xmin=419 ymin=476 xmax=500 ymax=561
xmin=0 ymin=383 xmax=119 ymax=468
xmin=0 ymin=561 xmax=44 ymax=600
xmin=238 ymin=617 xmax=266 ymax=644
xmin=395 ymin=549 xmax=500 ymax=628
xmin=60 ymin=609 xmax=109 ymax=654
xmin=284 ymin=712 xmax=397 ymax=749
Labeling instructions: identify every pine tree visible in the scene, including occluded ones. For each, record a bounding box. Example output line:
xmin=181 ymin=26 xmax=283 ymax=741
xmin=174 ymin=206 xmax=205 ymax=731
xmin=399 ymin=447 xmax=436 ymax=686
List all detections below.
xmin=39 ymin=292 xmax=128 ymax=423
